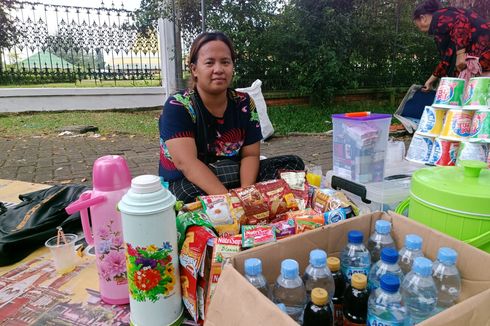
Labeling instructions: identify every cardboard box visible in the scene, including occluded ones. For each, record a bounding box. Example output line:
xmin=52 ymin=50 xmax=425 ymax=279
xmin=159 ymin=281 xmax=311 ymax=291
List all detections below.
xmin=206 ymin=211 xmax=490 ymax=326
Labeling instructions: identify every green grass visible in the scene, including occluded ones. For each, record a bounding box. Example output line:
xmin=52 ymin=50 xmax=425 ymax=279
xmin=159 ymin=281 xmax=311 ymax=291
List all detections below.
xmin=0 ymin=102 xmax=395 ymax=138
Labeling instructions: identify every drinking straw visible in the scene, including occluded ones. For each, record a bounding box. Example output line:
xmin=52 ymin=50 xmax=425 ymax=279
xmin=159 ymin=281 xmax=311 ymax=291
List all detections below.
xmin=56 ymin=226 xmax=67 ymax=245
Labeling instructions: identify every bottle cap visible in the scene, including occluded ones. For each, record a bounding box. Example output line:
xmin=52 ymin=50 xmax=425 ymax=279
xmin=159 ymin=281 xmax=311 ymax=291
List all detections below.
xmin=276 ymin=303 xmax=287 ymax=313
xmin=348 ymin=230 xmax=364 ymax=244
xmin=437 ymin=247 xmax=458 ymax=265
xmin=380 ymin=274 xmax=400 ymax=293
xmin=309 ymin=249 xmax=327 ymax=268
xmin=92 ymin=155 xmax=132 ymax=191
xmin=351 ymin=273 xmax=367 ymax=289
xmin=244 ymin=258 xmax=262 ymax=276
xmin=381 ymin=247 xmax=398 ymax=264
xmin=281 ymin=259 xmax=299 ymax=279
xmin=327 ymin=257 xmax=340 ymax=271
xmin=413 ymin=257 xmax=433 ymax=277
xmin=311 ymin=288 xmax=328 ymax=306
xmin=405 ymin=234 xmax=423 ymax=250
xmin=131 ymin=175 xmax=162 ymax=194
xmin=375 ymin=220 xmax=391 ymax=234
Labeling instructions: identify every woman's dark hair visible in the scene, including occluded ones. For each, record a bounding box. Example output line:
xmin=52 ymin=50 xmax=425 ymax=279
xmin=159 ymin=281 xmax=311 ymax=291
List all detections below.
xmin=413 ymin=0 xmax=442 ymax=20
xmin=187 ymin=31 xmax=236 ymax=88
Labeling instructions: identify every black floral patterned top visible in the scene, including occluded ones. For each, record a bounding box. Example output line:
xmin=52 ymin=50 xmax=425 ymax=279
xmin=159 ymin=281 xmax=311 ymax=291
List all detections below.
xmin=429 ymin=7 xmax=490 ymax=77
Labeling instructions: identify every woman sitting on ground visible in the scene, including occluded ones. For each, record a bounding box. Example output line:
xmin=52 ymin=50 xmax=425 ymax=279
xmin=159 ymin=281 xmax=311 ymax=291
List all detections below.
xmin=159 ymin=31 xmax=304 ymax=203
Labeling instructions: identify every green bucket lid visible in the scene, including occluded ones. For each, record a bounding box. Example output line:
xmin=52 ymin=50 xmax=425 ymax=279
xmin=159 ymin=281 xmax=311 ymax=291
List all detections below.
xmin=411 ymin=160 xmax=490 ymax=215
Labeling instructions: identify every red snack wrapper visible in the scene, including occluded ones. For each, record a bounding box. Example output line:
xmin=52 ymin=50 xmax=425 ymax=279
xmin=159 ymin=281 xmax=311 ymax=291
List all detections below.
xmin=232 ymin=186 xmax=270 ymax=224
xmin=256 ymin=179 xmax=298 ymax=219
xmin=279 ymin=170 xmax=309 ymax=210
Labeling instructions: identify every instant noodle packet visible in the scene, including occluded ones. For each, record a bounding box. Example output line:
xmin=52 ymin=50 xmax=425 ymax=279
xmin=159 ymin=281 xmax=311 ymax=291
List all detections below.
xmin=199 ymin=194 xmax=234 ymax=225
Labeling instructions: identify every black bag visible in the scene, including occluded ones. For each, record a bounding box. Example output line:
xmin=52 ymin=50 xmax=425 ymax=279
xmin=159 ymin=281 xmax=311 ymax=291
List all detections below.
xmin=0 ymin=184 xmax=88 ymax=266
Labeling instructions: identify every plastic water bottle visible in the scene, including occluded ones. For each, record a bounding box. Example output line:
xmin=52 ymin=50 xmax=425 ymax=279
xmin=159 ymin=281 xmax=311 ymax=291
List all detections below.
xmin=367 ymin=274 xmax=409 ymax=326
xmin=432 ymin=247 xmax=461 ymax=312
xmin=367 ymin=220 xmax=395 ymax=263
xmin=368 ymin=247 xmax=404 ymax=292
xmin=398 ymin=234 xmax=424 ymax=275
xmin=303 ymin=288 xmax=334 ymax=326
xmin=244 ymin=258 xmax=270 ymax=299
xmin=303 ymin=249 xmax=335 ymax=299
xmin=273 ymin=259 xmax=307 ymax=323
xmin=341 ymin=230 xmax=371 ymax=283
xmin=343 ymin=273 xmax=369 ymax=325
xmin=328 ymin=257 xmax=345 ymax=326
xmin=401 ymin=257 xmax=437 ymax=324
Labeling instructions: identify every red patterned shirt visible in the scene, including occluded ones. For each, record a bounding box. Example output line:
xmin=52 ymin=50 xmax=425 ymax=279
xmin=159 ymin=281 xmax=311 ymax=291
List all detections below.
xmin=429 ymin=7 xmax=490 ymax=77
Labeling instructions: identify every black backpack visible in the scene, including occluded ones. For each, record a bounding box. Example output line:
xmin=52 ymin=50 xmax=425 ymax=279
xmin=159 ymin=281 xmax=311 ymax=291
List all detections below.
xmin=0 ymin=184 xmax=88 ymax=266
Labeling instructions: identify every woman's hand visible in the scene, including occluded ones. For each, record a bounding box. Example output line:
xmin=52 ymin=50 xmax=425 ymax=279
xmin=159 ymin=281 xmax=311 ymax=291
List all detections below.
xmin=422 ymin=75 xmax=438 ymax=92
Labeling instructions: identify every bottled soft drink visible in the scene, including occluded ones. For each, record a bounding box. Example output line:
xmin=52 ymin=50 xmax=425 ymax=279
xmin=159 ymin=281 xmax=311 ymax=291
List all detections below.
xmin=398 ymin=234 xmax=424 ymax=275
xmin=303 ymin=288 xmax=334 ymax=326
xmin=401 ymin=257 xmax=437 ymax=324
xmin=244 ymin=258 xmax=270 ymax=299
xmin=303 ymin=249 xmax=335 ymax=298
xmin=367 ymin=220 xmax=395 ymax=263
xmin=368 ymin=247 xmax=404 ymax=292
xmin=328 ymin=257 xmax=345 ymax=326
xmin=432 ymin=247 xmax=461 ymax=311
xmin=341 ymin=230 xmax=371 ymax=283
xmin=343 ymin=273 xmax=369 ymax=325
xmin=273 ymin=259 xmax=308 ymax=323
xmin=367 ymin=274 xmax=409 ymax=326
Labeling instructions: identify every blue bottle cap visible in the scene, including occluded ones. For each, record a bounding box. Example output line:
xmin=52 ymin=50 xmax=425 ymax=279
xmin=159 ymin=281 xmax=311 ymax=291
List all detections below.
xmin=405 ymin=234 xmax=423 ymax=250
xmin=381 ymin=247 xmax=398 ymax=264
xmin=281 ymin=259 xmax=299 ymax=279
xmin=413 ymin=257 xmax=433 ymax=277
xmin=348 ymin=230 xmax=364 ymax=244
xmin=380 ymin=274 xmax=400 ymax=293
xmin=437 ymin=247 xmax=458 ymax=265
xmin=244 ymin=258 xmax=262 ymax=276
xmin=276 ymin=303 xmax=287 ymax=313
xmin=309 ymin=249 xmax=327 ymax=268
xmin=375 ymin=220 xmax=391 ymax=234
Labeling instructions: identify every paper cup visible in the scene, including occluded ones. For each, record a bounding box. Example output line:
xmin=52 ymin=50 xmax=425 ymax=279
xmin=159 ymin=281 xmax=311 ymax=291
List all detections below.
xmin=463 ymin=77 xmax=490 ymax=110
xmin=439 ymin=109 xmax=474 ymax=141
xmin=405 ymin=133 xmax=434 ymax=164
xmin=457 ymin=141 xmax=489 ymax=166
xmin=429 ymin=138 xmax=460 ymax=166
xmin=45 ymin=234 xmax=77 ymax=274
xmin=416 ymin=106 xmax=446 ymax=137
xmin=469 ymin=110 xmax=490 ymax=143
xmin=433 ymin=77 xmax=465 ymax=109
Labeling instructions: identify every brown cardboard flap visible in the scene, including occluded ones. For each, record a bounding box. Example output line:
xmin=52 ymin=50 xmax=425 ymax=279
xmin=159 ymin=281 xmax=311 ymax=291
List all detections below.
xmin=205 ymin=263 xmax=296 ymax=326
xmin=419 ymin=288 xmax=490 ymax=326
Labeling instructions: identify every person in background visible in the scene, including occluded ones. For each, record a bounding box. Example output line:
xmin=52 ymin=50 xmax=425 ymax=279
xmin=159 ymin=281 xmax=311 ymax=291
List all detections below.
xmin=159 ymin=31 xmax=304 ymax=203
xmin=413 ymin=0 xmax=490 ymax=90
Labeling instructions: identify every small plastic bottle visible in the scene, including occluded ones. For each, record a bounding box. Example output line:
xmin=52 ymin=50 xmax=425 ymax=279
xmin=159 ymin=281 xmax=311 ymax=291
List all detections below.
xmin=367 ymin=274 xmax=409 ymax=326
xmin=368 ymin=247 xmax=404 ymax=292
xmin=244 ymin=258 xmax=270 ymax=299
xmin=398 ymin=234 xmax=424 ymax=275
xmin=303 ymin=288 xmax=334 ymax=326
xmin=303 ymin=249 xmax=335 ymax=298
xmin=273 ymin=259 xmax=307 ymax=323
xmin=341 ymin=230 xmax=371 ymax=283
xmin=367 ymin=220 xmax=395 ymax=263
xmin=401 ymin=257 xmax=437 ymax=324
xmin=342 ymin=273 xmax=369 ymax=325
xmin=432 ymin=247 xmax=461 ymax=312
xmin=328 ymin=257 xmax=345 ymax=326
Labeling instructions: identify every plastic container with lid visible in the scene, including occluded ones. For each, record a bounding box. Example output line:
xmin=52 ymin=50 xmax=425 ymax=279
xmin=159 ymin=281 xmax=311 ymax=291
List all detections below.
xmin=332 ymin=112 xmax=392 ymax=184
xmin=405 ymin=160 xmax=490 ymax=252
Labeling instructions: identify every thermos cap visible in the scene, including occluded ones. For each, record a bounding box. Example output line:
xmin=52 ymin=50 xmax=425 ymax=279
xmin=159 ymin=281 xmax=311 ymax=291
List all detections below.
xmin=92 ymin=155 xmax=132 ymax=191
xmin=131 ymin=175 xmax=162 ymax=194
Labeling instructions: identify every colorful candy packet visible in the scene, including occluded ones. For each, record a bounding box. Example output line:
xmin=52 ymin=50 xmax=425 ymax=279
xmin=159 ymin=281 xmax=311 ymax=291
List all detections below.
xmin=241 ymin=225 xmax=276 ymax=248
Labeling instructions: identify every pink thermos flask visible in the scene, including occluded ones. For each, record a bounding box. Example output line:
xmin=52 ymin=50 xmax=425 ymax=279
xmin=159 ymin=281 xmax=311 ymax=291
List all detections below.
xmin=66 ymin=155 xmax=132 ymax=304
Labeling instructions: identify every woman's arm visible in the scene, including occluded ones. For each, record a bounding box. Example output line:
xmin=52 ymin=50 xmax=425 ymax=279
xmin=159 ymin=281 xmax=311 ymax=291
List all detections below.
xmin=166 ymin=137 xmax=228 ymax=195
xmin=239 ymin=142 xmax=260 ymax=187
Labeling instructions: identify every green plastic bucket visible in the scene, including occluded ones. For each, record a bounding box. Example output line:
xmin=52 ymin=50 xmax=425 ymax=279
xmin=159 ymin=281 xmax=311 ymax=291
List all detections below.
xmin=407 ymin=160 xmax=490 ymax=252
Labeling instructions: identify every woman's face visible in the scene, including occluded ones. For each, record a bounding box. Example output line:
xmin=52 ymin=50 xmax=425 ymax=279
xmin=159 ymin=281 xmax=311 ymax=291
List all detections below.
xmin=191 ymin=40 xmax=234 ymax=95
xmin=414 ymin=14 xmax=432 ymax=33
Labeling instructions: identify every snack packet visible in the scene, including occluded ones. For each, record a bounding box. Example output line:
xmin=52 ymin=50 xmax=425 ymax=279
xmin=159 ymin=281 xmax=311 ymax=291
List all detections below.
xmin=271 ymin=217 xmax=296 ymax=239
xmin=241 ymin=225 xmax=276 ymax=248
xmin=232 ymin=186 xmax=270 ymax=224
xmin=279 ymin=170 xmax=309 ymax=210
xmin=229 ymin=193 xmax=246 ymax=226
xmin=255 ymin=179 xmax=298 ymax=218
xmin=294 ymin=214 xmax=324 ymax=234
xmin=175 ymin=212 xmax=215 ymax=250
xmin=199 ymin=194 xmax=234 ymax=225
xmin=323 ymin=208 xmax=347 ymax=224
xmin=179 ymin=226 xmax=216 ymax=322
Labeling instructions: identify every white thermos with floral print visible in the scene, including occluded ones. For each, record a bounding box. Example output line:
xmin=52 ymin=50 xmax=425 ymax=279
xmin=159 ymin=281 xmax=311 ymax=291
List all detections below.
xmin=119 ymin=175 xmax=183 ymax=326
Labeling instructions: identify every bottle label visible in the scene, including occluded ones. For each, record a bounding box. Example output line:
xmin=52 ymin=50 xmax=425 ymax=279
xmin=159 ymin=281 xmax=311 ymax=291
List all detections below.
xmin=342 ymin=266 xmax=369 ymax=281
xmin=334 ymin=303 xmax=344 ymax=326
xmin=367 ymin=315 xmax=404 ymax=326
xmin=343 ymin=318 xmax=366 ymax=326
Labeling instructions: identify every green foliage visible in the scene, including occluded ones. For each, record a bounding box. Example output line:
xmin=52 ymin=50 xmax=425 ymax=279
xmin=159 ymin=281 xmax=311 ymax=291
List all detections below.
xmin=0 ymin=0 xmax=17 ymax=49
